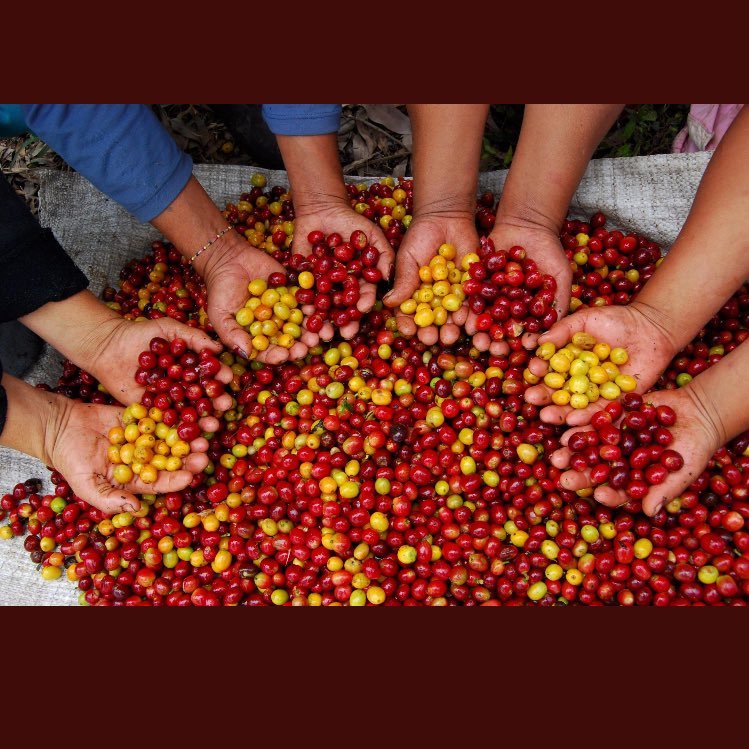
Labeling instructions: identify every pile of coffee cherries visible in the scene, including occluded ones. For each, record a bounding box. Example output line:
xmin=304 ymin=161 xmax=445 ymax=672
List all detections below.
xmin=461 ymin=238 xmax=559 ymax=342
xmin=235 ymin=277 xmax=304 ymax=353
xmin=563 ymin=394 xmax=684 ymax=499
xmin=534 ymin=332 xmax=636 ymax=409
xmin=2 ymin=175 xmax=748 ymax=607
xmin=399 ymin=243 xmax=466 ymax=328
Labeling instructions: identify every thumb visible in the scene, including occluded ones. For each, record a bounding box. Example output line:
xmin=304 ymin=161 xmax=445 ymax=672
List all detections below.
xmin=77 ymin=474 xmax=140 ymax=515
xmin=536 ymin=312 xmax=582 ymax=348
xmin=383 ymin=252 xmax=418 ymax=308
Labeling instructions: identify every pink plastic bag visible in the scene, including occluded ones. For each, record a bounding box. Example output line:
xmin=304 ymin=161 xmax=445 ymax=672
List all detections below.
xmin=672 ymin=104 xmax=744 ymax=153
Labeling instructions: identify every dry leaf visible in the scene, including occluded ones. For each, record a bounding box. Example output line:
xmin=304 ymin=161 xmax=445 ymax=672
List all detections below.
xmin=351 ymin=132 xmax=369 ymax=163
xmin=363 ymin=104 xmax=412 ymax=136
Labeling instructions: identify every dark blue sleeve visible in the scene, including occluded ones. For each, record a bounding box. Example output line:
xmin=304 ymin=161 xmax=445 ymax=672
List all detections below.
xmin=21 ymin=104 xmax=194 ymax=223
xmin=262 ymin=105 xmax=341 ymax=135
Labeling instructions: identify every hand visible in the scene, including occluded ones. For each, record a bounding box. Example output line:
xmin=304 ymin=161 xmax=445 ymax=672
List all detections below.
xmin=525 ymin=301 xmax=679 ymax=427
xmin=551 ymin=385 xmax=724 ymax=517
xmin=199 ymin=233 xmax=311 ymax=365
xmin=85 ymin=316 xmax=234 ymax=411
xmin=292 ymin=201 xmax=395 ymax=342
xmin=383 ymin=214 xmax=477 ymax=346
xmin=46 ymin=398 xmax=219 ymax=515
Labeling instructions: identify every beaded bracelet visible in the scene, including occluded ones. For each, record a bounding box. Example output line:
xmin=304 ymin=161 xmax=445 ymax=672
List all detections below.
xmin=189 ymin=225 xmax=233 ymax=265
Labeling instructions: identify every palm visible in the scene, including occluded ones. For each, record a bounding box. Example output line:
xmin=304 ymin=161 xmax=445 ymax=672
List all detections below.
xmin=488 ymin=222 xmax=571 ymax=317
xmin=385 ymin=216 xmax=478 ymax=346
xmin=526 ymin=304 xmax=677 ymax=427
xmin=555 ymin=388 xmax=719 ymax=517
xmin=89 ymin=318 xmax=233 ymax=410
xmin=50 ymin=401 xmax=211 ymax=516
xmin=293 ymin=206 xmax=395 ymax=342
xmin=203 ymin=243 xmax=308 ymax=365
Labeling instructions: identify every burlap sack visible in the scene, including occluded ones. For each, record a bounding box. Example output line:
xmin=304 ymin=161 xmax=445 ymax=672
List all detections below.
xmin=0 ymin=152 xmax=713 ymax=605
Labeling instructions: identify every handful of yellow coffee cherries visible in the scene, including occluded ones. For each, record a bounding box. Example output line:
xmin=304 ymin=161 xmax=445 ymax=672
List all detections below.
xmin=531 ymin=332 xmax=636 ymax=409
xmin=399 ymin=244 xmax=468 ymax=328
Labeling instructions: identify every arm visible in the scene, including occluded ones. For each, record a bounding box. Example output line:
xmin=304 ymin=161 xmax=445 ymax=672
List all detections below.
xmin=0 ymin=370 xmax=204 ymax=515
xmin=264 ymin=104 xmax=394 ymax=341
xmin=527 ymin=106 xmax=749 ymax=427
xmin=384 ymin=104 xmax=489 ymax=347
xmin=491 ymin=104 xmax=625 ymax=317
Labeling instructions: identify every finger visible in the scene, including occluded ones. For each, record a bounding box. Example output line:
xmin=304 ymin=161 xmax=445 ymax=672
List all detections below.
xmin=464 ymin=310 xmax=478 ymax=336
xmin=439 ymin=323 xmax=461 ymax=347
xmin=211 ymin=393 xmax=233 ymax=413
xmin=189 ymin=437 xmax=209 ymax=453
xmin=549 ymin=446 xmax=572 ymax=469
xmin=559 ymin=425 xmax=593 ymax=447
xmin=211 ymin=308 xmax=255 ymax=361
xmin=356 ymin=279 xmax=376 ymax=314
xmin=641 ymin=470 xmax=694 ymax=517
xmin=368 ymin=226 xmax=396 ymax=280
xmin=256 ymin=344 xmax=290 ymax=366
xmin=184 ymin=453 xmax=209 ymax=474
xmin=525 ymin=384 xmax=553 ymax=406
xmin=536 ymin=313 xmax=586 ymax=348
xmin=215 ymin=363 xmax=233 ymax=385
xmin=418 ymin=326 xmax=439 ymax=346
xmin=451 ymin=304 xmax=469 ymax=327
xmin=383 ymin=249 xmax=419 ymax=308
xmin=171 ymin=323 xmax=223 ymax=355
xmin=300 ymin=328 xmax=320 ymax=348
xmin=143 ymin=469 xmax=193 ymax=494
xmin=564 ymin=403 xmax=603 ymax=427
xmin=489 ymin=341 xmax=509 ymax=356
xmin=528 ymin=357 xmax=548 ymax=378
xmin=395 ymin=310 xmax=417 ymax=338
xmin=539 ymin=403 xmax=572 ymax=425
xmin=593 ymin=484 xmax=628 ymax=508
xmin=339 ymin=320 xmax=360 ymax=340
xmin=76 ymin=473 xmax=140 ymax=515
xmin=319 ymin=322 xmax=335 ymax=342
xmin=199 ymin=416 xmax=220 ymax=433
xmin=559 ymin=467 xmax=593 ymax=491
xmin=473 ymin=332 xmax=491 ymax=351
xmin=288 ymin=341 xmax=308 ymax=361
xmin=522 ymin=332 xmax=540 ymax=350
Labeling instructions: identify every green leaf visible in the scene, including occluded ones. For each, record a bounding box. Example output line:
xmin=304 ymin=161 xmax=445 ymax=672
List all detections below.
xmin=615 ymin=144 xmax=632 ymax=157
xmin=502 ymin=144 xmax=514 ymax=168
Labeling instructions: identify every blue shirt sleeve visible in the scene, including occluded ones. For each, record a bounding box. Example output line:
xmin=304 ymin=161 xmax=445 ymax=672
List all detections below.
xmin=262 ymin=105 xmax=341 ymax=136
xmin=21 ymin=104 xmax=193 ymax=223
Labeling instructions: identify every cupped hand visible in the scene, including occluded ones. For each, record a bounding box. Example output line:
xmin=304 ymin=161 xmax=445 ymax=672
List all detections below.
xmin=524 ymin=301 xmax=679 ymax=427
xmin=292 ymin=201 xmax=395 ymax=342
xmin=47 ymin=400 xmax=219 ymax=516
xmin=383 ymin=215 xmax=477 ymax=346
xmin=200 ymin=234 xmax=310 ymax=365
xmin=87 ymin=316 xmax=234 ymax=412
xmin=551 ymin=385 xmax=723 ymax=517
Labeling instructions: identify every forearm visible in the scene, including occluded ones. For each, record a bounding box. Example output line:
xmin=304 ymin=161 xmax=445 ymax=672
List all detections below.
xmin=635 ymin=107 xmax=749 ymax=350
xmin=276 ymin=133 xmax=348 ymax=211
xmin=0 ymin=372 xmax=59 ymax=466
xmin=684 ymin=338 xmax=749 ymax=448
xmin=19 ymin=289 xmax=121 ymax=370
xmin=407 ymin=104 xmax=489 ymax=216
xmin=498 ymin=104 xmax=624 ymax=231
xmin=150 ymin=175 xmax=242 ymax=277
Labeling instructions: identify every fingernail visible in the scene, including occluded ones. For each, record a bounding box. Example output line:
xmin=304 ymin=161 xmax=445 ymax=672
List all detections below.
xmin=124 ymin=503 xmax=137 ymax=513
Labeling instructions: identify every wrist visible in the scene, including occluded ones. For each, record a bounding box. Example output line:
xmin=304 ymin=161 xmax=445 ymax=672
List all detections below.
xmin=495 ymin=195 xmax=564 ymax=236
xmin=681 ymin=377 xmax=728 ymax=454
xmin=0 ymin=374 xmax=63 ymax=466
xmin=628 ymin=300 xmax=681 ymax=361
xmin=20 ymin=290 xmax=123 ymax=374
